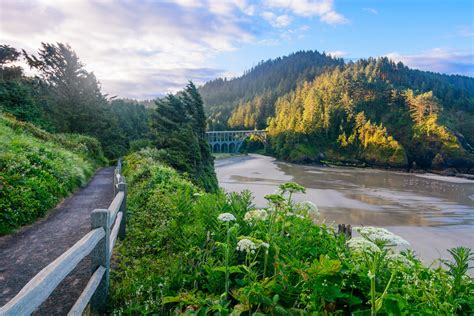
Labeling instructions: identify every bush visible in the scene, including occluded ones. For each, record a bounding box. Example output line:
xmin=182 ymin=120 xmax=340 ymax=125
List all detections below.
xmin=109 ymin=149 xmax=473 ymax=314
xmin=0 ymin=114 xmax=105 ymax=234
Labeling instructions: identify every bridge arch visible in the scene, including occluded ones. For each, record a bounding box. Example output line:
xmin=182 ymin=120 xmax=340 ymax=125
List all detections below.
xmin=206 ymin=130 xmax=266 ymax=153
xmin=221 ymin=143 xmax=228 ymax=153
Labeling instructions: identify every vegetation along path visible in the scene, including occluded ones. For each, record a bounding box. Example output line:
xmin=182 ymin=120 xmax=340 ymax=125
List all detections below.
xmin=0 ymin=167 xmax=115 ymax=315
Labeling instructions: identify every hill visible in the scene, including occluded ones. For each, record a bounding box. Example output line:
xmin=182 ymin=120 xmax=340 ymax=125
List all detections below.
xmin=199 ymin=50 xmax=343 ymax=129
xmin=200 ymin=51 xmax=474 ymax=171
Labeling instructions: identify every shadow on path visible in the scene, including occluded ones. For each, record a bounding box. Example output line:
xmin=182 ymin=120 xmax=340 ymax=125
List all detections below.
xmin=0 ymin=167 xmax=115 ymax=315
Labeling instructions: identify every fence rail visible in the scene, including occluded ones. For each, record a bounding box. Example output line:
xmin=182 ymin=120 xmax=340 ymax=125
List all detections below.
xmin=0 ymin=160 xmax=127 ymax=316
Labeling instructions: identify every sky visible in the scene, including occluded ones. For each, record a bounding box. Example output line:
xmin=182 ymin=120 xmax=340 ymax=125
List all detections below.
xmin=1 ymin=0 xmax=473 ymax=99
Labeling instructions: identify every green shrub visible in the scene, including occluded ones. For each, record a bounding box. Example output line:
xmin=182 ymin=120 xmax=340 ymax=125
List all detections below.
xmin=0 ymin=114 xmax=105 ymax=234
xmin=109 ymin=149 xmax=473 ymax=314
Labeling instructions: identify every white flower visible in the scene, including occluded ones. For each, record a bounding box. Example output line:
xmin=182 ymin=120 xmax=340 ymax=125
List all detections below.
xmin=260 ymin=242 xmax=269 ymax=249
xmin=244 ymin=209 xmax=268 ymax=222
xmin=301 ymin=201 xmax=320 ymax=216
xmin=347 ymin=237 xmax=380 ymax=254
xmin=236 ymin=239 xmax=257 ymax=253
xmin=386 ymin=253 xmax=413 ymax=267
xmin=286 ymin=212 xmax=305 ymax=219
xmin=218 ymin=213 xmax=236 ymax=222
xmin=355 ymin=226 xmax=409 ymax=246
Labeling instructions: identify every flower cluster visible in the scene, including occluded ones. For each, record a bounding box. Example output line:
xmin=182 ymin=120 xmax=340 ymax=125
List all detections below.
xmin=355 ymin=226 xmax=409 ymax=246
xmin=218 ymin=213 xmax=236 ymax=222
xmin=347 ymin=237 xmax=380 ymax=254
xmin=300 ymin=201 xmax=320 ymax=216
xmin=244 ymin=209 xmax=268 ymax=222
xmin=279 ymin=182 xmax=306 ymax=194
xmin=386 ymin=253 xmax=414 ymax=268
xmin=236 ymin=239 xmax=257 ymax=254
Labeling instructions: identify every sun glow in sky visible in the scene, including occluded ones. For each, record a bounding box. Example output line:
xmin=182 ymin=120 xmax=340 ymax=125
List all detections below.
xmin=1 ymin=0 xmax=473 ymax=99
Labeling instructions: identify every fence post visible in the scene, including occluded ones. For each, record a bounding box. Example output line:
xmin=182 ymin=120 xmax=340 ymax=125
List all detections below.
xmin=90 ymin=209 xmax=111 ymax=313
xmin=118 ymin=178 xmax=127 ymax=240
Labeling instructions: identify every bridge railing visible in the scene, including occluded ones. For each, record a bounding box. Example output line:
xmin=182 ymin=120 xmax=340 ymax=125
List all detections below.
xmin=0 ymin=160 xmax=127 ymax=315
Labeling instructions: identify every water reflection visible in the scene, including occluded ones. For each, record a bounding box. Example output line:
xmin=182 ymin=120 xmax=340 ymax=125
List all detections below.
xmin=217 ymin=154 xmax=474 ymax=228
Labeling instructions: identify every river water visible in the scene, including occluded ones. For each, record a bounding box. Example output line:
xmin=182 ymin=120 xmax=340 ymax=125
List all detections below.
xmin=215 ymin=154 xmax=474 ymax=264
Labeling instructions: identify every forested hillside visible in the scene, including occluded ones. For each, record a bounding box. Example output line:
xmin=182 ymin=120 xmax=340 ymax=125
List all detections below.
xmin=268 ymin=58 xmax=474 ymax=170
xmin=200 ymin=51 xmax=343 ymax=129
xmin=200 ymin=51 xmax=474 ymax=171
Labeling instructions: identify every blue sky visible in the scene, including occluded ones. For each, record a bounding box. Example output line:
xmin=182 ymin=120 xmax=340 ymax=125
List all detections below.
xmin=1 ymin=0 xmax=473 ymax=99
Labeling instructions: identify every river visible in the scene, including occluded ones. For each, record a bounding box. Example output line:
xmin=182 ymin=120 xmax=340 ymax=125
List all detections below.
xmin=215 ymin=154 xmax=474 ymax=264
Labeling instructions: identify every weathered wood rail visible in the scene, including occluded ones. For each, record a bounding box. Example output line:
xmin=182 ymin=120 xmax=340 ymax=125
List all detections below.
xmin=0 ymin=161 xmax=127 ymax=316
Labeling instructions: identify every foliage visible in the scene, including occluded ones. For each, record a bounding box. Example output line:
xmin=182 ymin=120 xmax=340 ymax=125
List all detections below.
xmin=0 ymin=44 xmax=154 ymax=159
xmin=200 ymin=50 xmax=343 ymax=130
xmin=109 ymin=150 xmax=473 ymax=314
xmin=200 ymin=50 xmax=474 ymax=170
xmin=150 ymin=82 xmax=218 ymax=192
xmin=267 ymin=59 xmax=474 ymax=170
xmin=0 ymin=114 xmax=105 ymax=234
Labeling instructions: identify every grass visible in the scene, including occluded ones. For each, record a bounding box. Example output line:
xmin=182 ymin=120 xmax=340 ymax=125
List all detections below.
xmin=0 ymin=114 xmax=106 ymax=234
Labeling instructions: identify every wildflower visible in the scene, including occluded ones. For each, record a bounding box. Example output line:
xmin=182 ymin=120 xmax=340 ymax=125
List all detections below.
xmin=300 ymin=201 xmax=320 ymax=216
xmin=347 ymin=237 xmax=380 ymax=254
xmin=386 ymin=253 xmax=414 ymax=268
xmin=260 ymin=242 xmax=270 ymax=249
xmin=264 ymin=194 xmax=285 ymax=205
xmin=244 ymin=209 xmax=268 ymax=222
xmin=279 ymin=182 xmax=306 ymax=194
xmin=355 ymin=226 xmax=409 ymax=246
xmin=218 ymin=213 xmax=236 ymax=222
xmin=236 ymin=238 xmax=257 ymax=254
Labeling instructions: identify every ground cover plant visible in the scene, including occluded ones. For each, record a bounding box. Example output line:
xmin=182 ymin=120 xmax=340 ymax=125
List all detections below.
xmin=110 ymin=148 xmax=473 ymax=315
xmin=0 ymin=114 xmax=106 ymax=234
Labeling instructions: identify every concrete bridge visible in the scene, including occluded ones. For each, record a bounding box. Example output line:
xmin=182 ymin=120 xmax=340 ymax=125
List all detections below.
xmin=206 ymin=130 xmax=266 ymax=153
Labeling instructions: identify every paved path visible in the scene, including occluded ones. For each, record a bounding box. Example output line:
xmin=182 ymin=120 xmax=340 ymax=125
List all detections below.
xmin=0 ymin=167 xmax=115 ymax=315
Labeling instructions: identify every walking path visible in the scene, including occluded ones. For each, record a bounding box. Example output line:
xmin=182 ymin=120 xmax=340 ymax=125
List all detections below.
xmin=0 ymin=167 xmax=115 ymax=315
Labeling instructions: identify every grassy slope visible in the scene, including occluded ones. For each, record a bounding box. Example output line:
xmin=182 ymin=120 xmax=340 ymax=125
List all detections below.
xmin=0 ymin=114 xmax=106 ymax=234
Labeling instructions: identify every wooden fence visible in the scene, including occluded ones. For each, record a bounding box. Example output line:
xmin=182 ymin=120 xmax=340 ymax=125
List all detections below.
xmin=0 ymin=161 xmax=127 ymax=315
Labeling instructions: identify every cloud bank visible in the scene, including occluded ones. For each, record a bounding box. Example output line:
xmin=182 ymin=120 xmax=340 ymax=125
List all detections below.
xmin=0 ymin=0 xmax=348 ymax=99
xmin=386 ymin=48 xmax=474 ymax=77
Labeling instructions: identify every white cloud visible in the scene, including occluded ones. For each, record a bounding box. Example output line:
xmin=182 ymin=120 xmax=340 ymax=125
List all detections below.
xmin=261 ymin=11 xmax=293 ymax=28
xmin=328 ymin=50 xmax=347 ymax=58
xmin=386 ymin=48 xmax=474 ymax=77
xmin=363 ymin=7 xmax=378 ymax=15
xmin=264 ymin=0 xmax=348 ymax=24
xmin=0 ymin=0 xmax=255 ymax=99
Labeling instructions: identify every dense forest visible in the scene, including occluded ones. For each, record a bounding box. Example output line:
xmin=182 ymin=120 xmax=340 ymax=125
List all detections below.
xmin=200 ymin=51 xmax=474 ymax=171
xmin=200 ymin=51 xmax=343 ymax=130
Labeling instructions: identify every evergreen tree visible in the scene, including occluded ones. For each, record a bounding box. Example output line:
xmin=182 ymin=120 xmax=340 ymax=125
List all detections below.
xmin=151 ymin=82 xmax=218 ymax=192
